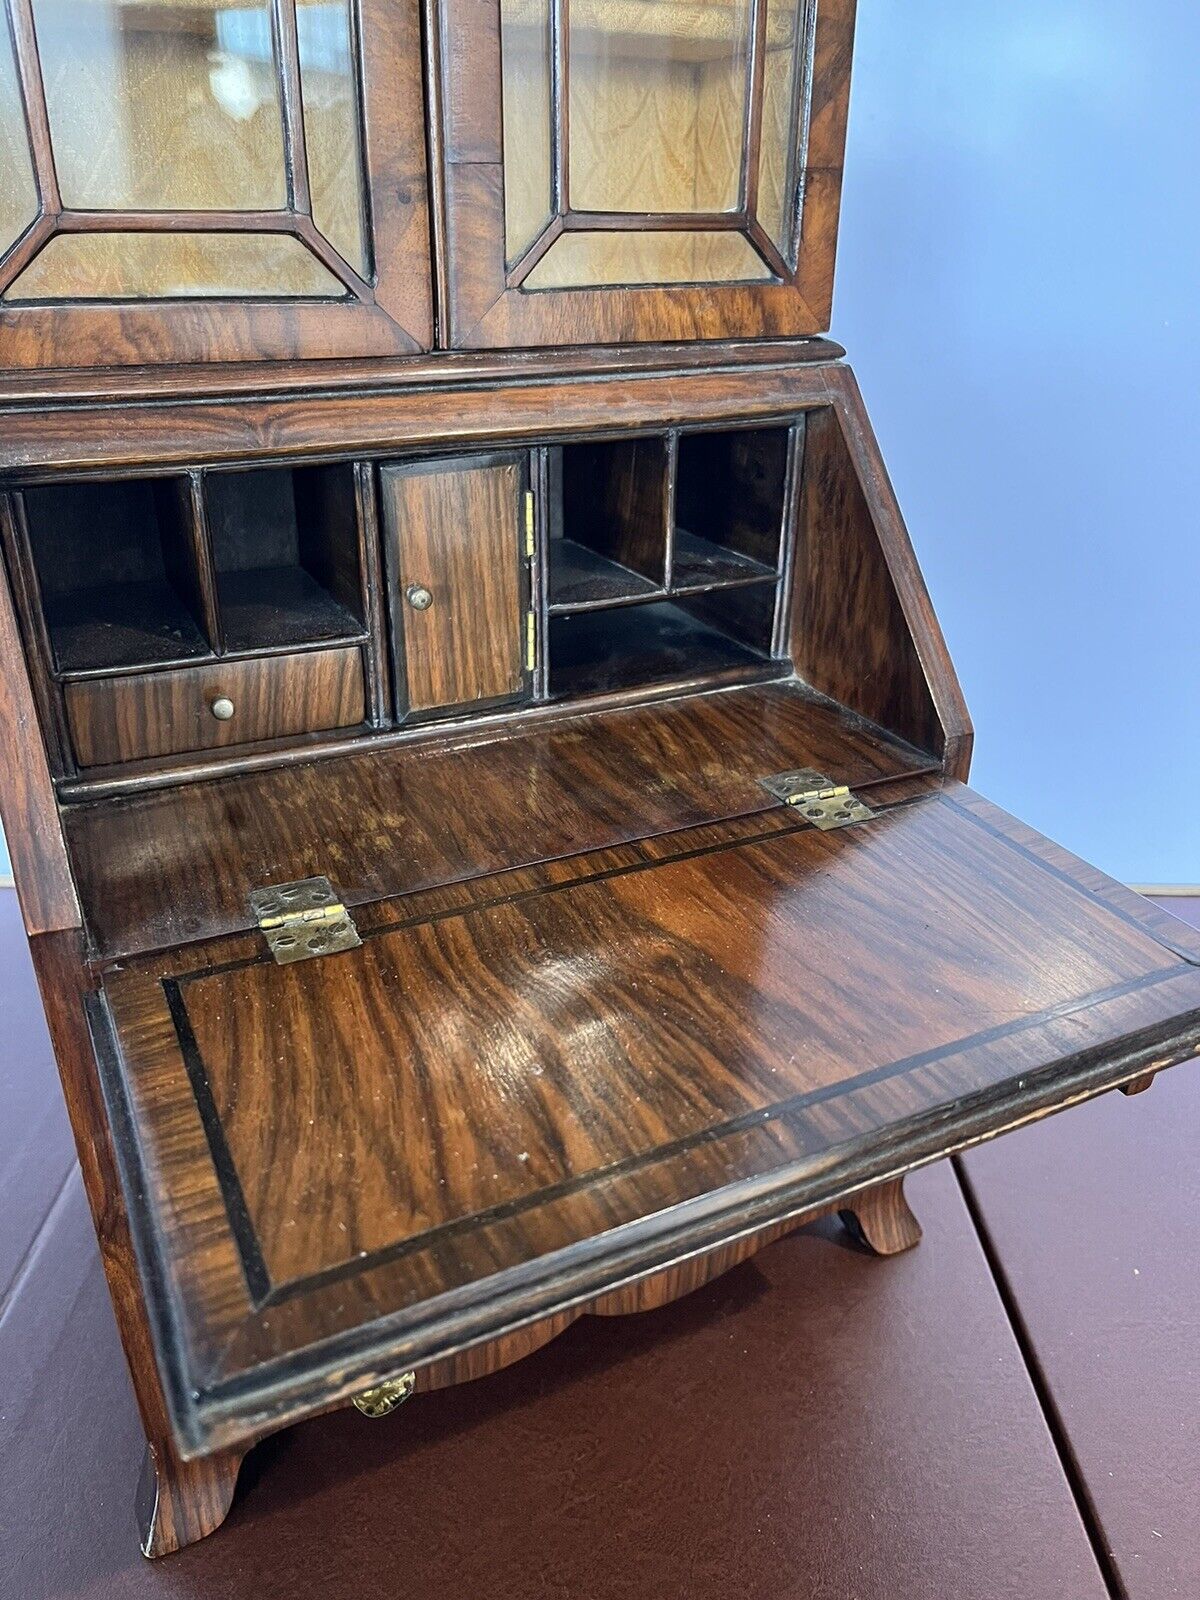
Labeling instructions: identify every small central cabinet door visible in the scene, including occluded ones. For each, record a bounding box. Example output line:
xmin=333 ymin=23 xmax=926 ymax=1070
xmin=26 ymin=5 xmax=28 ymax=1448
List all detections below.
xmin=381 ymin=455 xmax=530 ymax=716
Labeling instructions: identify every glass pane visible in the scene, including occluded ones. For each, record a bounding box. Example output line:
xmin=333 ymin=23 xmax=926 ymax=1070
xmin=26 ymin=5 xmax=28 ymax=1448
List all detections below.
xmin=568 ymin=0 xmax=750 ymax=214
xmin=1 ymin=7 xmax=39 ymax=256
xmin=31 ymin=0 xmax=287 ymax=210
xmin=757 ymin=0 xmax=808 ymax=258
xmin=500 ymin=0 xmax=552 ymax=261
xmin=525 ymin=229 xmax=769 ymax=288
xmin=298 ymin=0 xmax=369 ymax=276
xmin=4 ymin=230 xmax=343 ymax=298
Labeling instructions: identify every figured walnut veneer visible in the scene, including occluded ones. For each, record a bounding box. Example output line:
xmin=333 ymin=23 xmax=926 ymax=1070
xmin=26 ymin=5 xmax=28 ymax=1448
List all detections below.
xmin=65 ymin=647 xmax=366 ymax=767
xmin=93 ymin=784 xmax=1200 ymax=1457
xmin=439 ymin=0 xmax=857 ymax=347
xmin=0 ymin=0 xmax=1186 ymax=1560
xmin=63 ymin=678 xmax=936 ymax=960
xmin=381 ymin=455 xmax=528 ymax=713
xmin=0 ymin=0 xmax=432 ymax=368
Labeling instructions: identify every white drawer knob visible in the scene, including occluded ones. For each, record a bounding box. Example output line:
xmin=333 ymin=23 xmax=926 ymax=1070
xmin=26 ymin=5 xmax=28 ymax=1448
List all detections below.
xmin=210 ymin=696 xmax=235 ymax=721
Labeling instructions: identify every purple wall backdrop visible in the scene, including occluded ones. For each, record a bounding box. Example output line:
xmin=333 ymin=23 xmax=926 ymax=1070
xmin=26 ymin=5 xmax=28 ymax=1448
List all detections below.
xmin=834 ymin=1 xmax=1199 ymax=883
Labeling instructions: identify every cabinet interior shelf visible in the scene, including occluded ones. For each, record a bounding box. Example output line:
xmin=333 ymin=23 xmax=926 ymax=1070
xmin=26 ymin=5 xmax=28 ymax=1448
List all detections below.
xmin=547 ymin=537 xmax=662 ymax=611
xmin=543 ymin=424 xmax=792 ymax=697
xmin=21 ymin=464 xmax=368 ymax=678
xmin=216 ymin=566 xmax=366 ymax=654
xmin=547 ymin=540 xmax=664 ymax=612
xmin=670 ymin=528 xmax=777 ymax=591
xmin=548 ymin=531 xmax=777 ymax=613
xmin=44 ymin=579 xmax=212 ymax=677
xmin=547 ymin=583 xmax=778 ymax=700
xmin=207 ymin=464 xmax=364 ymax=658
xmin=15 ymin=426 xmax=797 ymax=780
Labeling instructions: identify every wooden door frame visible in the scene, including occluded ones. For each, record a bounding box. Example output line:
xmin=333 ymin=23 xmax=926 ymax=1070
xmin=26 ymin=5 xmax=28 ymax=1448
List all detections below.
xmin=433 ymin=0 xmax=856 ymax=349
xmin=0 ymin=0 xmax=432 ymax=367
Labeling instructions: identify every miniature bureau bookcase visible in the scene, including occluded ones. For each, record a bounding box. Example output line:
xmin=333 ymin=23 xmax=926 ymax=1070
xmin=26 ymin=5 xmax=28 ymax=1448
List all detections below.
xmin=0 ymin=0 xmax=1197 ymax=1560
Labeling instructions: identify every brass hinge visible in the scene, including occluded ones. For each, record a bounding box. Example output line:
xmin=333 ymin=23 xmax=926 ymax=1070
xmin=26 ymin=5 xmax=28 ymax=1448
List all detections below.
xmin=759 ymin=769 xmax=875 ymax=830
xmin=525 ymin=610 xmax=537 ymax=671
xmin=524 ymin=490 xmax=536 ymax=558
xmin=249 ymin=876 xmax=362 ymax=964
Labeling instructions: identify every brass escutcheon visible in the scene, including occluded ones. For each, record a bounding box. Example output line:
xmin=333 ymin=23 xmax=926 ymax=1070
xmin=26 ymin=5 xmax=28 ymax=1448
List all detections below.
xmin=352 ymin=1371 xmax=416 ymax=1418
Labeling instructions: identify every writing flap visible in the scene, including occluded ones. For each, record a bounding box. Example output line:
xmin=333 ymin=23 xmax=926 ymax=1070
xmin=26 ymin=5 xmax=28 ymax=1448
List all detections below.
xmin=94 ymin=780 xmax=1200 ymax=1455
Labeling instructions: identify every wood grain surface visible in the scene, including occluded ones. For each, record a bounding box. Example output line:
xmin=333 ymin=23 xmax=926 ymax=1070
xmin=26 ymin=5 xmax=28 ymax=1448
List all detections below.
xmin=838 ymin=1174 xmax=924 ymax=1255
xmin=409 ymin=1178 xmax=918 ymax=1392
xmin=93 ymin=784 xmax=1200 ymax=1453
xmin=815 ymin=365 xmax=974 ymax=779
xmin=439 ymin=0 xmax=857 ymax=346
xmin=0 ymin=0 xmax=431 ymax=368
xmin=1 ymin=0 xmax=1166 ymax=1567
xmin=561 ymin=437 xmax=670 ymax=584
xmin=21 ymin=927 xmax=199 ymax=1557
xmin=792 ymin=386 xmax=966 ymax=774
xmin=0 ymin=336 xmax=845 ymax=411
xmin=0 ymin=541 xmax=80 ymax=931
xmin=381 ymin=456 xmax=526 ymax=712
xmin=0 ymin=254 xmax=424 ymax=373
xmin=63 ymin=680 xmax=936 ymax=959
xmin=0 ymin=360 xmax=840 ymax=476
xmin=65 ymin=647 xmax=366 ymax=767
xmin=135 ymin=1444 xmax=245 ymax=1561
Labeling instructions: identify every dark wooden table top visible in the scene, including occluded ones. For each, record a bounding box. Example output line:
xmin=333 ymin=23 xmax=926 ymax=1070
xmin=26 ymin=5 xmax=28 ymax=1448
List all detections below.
xmin=2 ymin=888 xmax=1198 ymax=1599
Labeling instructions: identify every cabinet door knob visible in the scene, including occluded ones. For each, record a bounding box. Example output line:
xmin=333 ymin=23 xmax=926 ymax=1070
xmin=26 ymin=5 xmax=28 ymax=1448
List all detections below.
xmin=210 ymin=696 xmax=235 ymax=721
xmin=405 ymin=584 xmax=433 ymax=611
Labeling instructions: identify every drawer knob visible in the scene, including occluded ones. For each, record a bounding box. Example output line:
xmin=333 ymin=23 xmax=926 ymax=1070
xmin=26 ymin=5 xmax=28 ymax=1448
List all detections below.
xmin=405 ymin=584 xmax=433 ymax=611
xmin=210 ymin=696 xmax=235 ymax=721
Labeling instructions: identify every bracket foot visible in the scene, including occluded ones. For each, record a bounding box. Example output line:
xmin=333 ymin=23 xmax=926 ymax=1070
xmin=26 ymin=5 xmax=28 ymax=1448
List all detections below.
xmin=839 ymin=1176 xmax=923 ymax=1255
xmin=136 ymin=1440 xmax=244 ymax=1559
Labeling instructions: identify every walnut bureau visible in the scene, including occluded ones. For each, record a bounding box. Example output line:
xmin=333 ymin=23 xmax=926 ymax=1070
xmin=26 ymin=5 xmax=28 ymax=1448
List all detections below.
xmin=0 ymin=0 xmax=1196 ymax=1559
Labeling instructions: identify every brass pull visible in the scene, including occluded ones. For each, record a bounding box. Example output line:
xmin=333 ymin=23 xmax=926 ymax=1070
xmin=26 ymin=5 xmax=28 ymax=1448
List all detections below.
xmin=406 ymin=584 xmax=433 ymax=611
xmin=352 ymin=1371 xmax=416 ymax=1418
xmin=210 ymin=696 xmax=235 ymax=721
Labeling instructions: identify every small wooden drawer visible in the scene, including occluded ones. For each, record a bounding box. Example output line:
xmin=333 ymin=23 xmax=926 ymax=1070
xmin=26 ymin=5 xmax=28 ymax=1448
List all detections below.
xmin=65 ymin=647 xmax=366 ymax=768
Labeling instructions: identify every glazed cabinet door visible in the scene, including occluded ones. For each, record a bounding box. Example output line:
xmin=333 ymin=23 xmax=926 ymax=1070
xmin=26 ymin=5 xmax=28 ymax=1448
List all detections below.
xmin=90 ymin=768 xmax=1200 ymax=1457
xmin=437 ymin=0 xmax=855 ymax=348
xmin=380 ymin=454 xmax=532 ymax=716
xmin=0 ymin=0 xmax=431 ymax=366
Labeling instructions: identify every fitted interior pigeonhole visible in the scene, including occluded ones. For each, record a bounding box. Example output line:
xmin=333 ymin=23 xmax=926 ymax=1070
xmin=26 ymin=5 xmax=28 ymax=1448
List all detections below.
xmin=22 ymin=476 xmax=210 ymax=675
xmin=545 ymin=424 xmax=793 ymax=698
xmin=204 ymin=464 xmax=365 ymax=654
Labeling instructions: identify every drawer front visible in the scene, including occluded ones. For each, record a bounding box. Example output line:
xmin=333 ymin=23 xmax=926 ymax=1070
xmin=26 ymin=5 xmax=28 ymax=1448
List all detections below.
xmin=65 ymin=647 xmax=365 ymax=767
